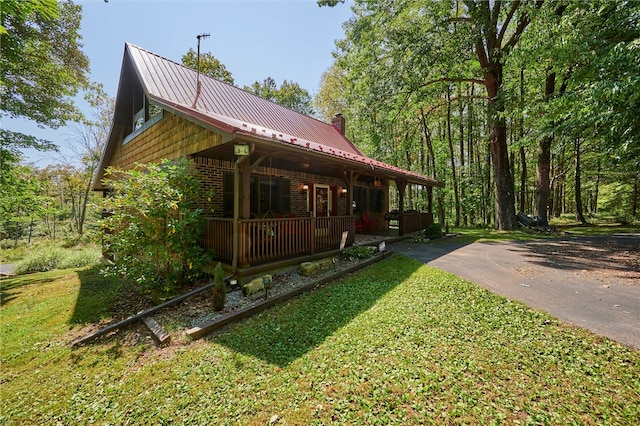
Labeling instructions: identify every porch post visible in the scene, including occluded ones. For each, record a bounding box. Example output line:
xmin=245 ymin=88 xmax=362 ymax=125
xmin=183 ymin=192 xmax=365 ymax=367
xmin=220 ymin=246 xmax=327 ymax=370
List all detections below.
xmin=232 ymin=146 xmax=253 ymax=273
xmin=397 ymin=179 xmax=407 ymax=236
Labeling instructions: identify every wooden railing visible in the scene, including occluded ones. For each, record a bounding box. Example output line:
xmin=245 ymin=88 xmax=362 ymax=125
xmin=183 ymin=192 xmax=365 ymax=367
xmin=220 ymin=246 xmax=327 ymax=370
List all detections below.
xmin=400 ymin=212 xmax=434 ymax=234
xmin=203 ymin=216 xmax=357 ymax=266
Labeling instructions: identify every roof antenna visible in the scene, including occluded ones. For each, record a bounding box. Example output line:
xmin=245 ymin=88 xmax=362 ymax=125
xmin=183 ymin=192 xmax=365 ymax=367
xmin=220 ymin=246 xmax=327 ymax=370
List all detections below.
xmin=192 ymin=32 xmax=210 ymax=108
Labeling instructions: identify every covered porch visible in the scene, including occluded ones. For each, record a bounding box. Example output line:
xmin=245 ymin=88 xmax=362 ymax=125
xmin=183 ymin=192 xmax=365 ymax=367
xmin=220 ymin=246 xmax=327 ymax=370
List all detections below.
xmin=194 ymin=121 xmax=442 ymax=276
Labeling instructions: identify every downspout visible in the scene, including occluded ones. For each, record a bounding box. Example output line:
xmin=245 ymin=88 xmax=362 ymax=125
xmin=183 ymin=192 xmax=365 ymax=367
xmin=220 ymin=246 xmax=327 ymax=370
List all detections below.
xmin=231 ymin=144 xmax=254 ymax=274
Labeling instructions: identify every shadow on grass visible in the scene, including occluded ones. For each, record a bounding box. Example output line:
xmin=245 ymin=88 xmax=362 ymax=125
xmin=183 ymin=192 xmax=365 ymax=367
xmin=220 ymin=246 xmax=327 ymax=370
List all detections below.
xmin=0 ymin=272 xmax=60 ymax=307
xmin=214 ymin=255 xmax=420 ymax=368
xmin=70 ymin=265 xmax=124 ymax=324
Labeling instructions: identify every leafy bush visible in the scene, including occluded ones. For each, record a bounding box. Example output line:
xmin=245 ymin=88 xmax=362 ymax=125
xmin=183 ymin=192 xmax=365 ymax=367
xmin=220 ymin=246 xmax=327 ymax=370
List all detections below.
xmin=57 ymin=248 xmax=101 ymax=269
xmin=100 ymin=158 xmax=212 ymax=296
xmin=15 ymin=248 xmax=65 ymax=274
xmin=424 ymin=223 xmax=443 ymax=240
xmin=342 ymin=245 xmax=376 ymax=261
xmin=212 ymin=262 xmax=226 ymax=311
xmin=14 ymin=246 xmax=101 ymax=274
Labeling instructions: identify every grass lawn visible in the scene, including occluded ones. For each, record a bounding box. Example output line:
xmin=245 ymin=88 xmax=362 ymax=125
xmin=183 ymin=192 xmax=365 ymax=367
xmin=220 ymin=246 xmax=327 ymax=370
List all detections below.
xmin=445 ymin=223 xmax=640 ymax=245
xmin=1 ymin=256 xmax=639 ymax=424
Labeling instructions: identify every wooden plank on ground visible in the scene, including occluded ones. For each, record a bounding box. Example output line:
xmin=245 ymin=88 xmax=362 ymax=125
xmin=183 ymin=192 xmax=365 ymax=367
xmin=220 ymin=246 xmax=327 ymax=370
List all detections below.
xmin=142 ymin=316 xmax=170 ymax=345
xmin=71 ymin=280 xmax=220 ymax=346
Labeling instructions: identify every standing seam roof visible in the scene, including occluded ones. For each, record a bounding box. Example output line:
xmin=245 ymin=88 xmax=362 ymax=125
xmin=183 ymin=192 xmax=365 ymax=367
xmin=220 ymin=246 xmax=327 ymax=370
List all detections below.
xmin=126 ymin=43 xmax=362 ymax=156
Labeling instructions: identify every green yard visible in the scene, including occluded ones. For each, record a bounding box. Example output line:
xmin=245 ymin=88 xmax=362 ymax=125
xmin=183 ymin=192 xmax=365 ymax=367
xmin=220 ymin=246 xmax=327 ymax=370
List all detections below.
xmin=1 ymin=255 xmax=639 ymax=424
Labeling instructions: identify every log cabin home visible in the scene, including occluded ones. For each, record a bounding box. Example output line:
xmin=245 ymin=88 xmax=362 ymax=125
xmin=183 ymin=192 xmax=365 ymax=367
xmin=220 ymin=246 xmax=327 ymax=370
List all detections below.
xmin=94 ymin=43 xmax=443 ymax=279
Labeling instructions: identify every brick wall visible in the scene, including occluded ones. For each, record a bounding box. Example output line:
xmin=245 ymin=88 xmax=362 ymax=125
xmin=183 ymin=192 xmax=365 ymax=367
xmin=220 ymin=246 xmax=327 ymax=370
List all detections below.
xmin=193 ymin=156 xmax=387 ymax=219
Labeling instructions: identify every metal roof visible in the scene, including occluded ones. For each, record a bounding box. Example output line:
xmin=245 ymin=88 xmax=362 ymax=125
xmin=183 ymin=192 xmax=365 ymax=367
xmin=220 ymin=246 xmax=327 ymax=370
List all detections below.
xmin=127 ymin=43 xmax=364 ymax=157
xmin=98 ymin=43 xmax=442 ymax=188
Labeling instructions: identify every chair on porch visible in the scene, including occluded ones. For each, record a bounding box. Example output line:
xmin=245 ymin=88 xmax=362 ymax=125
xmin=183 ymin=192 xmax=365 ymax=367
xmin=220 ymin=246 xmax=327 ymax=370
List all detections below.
xmin=357 ymin=213 xmax=380 ymax=233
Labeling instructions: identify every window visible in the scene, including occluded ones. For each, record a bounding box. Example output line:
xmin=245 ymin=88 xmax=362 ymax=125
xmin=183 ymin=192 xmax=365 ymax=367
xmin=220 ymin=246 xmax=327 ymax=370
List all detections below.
xmin=251 ymin=176 xmax=290 ymax=216
xmin=371 ymin=188 xmax=383 ymax=213
xmin=353 ymin=187 xmax=368 ymax=213
xmin=123 ymin=95 xmax=163 ymax=145
xmin=222 ymin=174 xmax=290 ymax=217
xmin=223 ymin=173 xmax=234 ymax=217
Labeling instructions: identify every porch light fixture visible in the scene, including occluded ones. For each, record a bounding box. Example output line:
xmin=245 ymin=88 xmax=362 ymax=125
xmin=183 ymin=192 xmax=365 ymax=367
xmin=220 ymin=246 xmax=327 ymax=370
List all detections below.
xmin=340 ymin=187 xmax=347 ymax=194
xmin=301 ymin=184 xmax=309 ymax=191
xmin=234 ymin=144 xmax=250 ymax=156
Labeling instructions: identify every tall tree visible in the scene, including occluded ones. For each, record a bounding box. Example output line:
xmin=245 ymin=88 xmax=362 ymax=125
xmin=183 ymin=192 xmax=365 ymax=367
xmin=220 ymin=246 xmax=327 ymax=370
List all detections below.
xmin=1 ymin=0 xmax=90 ymax=149
xmin=67 ymin=83 xmax=114 ymax=235
xmin=245 ymin=77 xmax=314 ymax=115
xmin=181 ymin=48 xmax=234 ymax=85
xmin=324 ymin=0 xmax=544 ymax=229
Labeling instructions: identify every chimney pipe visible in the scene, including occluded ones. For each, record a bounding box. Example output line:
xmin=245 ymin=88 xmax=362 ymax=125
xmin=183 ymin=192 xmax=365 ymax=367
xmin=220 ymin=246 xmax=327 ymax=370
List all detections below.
xmin=332 ymin=113 xmax=345 ymax=135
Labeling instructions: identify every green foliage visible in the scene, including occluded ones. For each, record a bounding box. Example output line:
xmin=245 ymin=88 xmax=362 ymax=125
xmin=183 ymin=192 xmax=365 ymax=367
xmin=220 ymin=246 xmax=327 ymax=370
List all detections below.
xmin=1 ymin=0 xmax=89 ymax=131
xmin=341 ymin=245 xmax=376 ymax=261
xmin=423 ymin=222 xmax=443 ymax=240
xmin=14 ymin=245 xmax=100 ymax=274
xmin=181 ymin=48 xmax=234 ymax=85
xmin=212 ymin=262 xmax=226 ymax=311
xmin=245 ymin=77 xmax=314 ymax=115
xmin=100 ymin=158 xmax=211 ymax=296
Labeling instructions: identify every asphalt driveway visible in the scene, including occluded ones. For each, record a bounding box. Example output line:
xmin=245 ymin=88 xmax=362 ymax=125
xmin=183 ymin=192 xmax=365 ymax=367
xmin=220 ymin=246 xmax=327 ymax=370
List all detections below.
xmin=391 ymin=234 xmax=640 ymax=350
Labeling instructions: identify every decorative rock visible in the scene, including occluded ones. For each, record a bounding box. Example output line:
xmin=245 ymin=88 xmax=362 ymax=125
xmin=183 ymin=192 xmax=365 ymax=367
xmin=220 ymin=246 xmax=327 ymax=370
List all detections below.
xmin=299 ymin=258 xmax=337 ymax=277
xmin=299 ymin=261 xmax=320 ymax=277
xmin=242 ymin=278 xmax=264 ymax=297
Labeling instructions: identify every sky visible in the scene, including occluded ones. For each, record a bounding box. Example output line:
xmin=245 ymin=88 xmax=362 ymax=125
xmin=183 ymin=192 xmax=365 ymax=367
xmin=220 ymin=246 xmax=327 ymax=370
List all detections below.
xmin=7 ymin=0 xmax=354 ymax=167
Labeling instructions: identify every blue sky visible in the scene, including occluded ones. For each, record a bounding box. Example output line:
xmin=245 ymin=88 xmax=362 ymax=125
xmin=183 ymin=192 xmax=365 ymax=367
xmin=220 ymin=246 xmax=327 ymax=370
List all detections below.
xmin=8 ymin=0 xmax=353 ymax=166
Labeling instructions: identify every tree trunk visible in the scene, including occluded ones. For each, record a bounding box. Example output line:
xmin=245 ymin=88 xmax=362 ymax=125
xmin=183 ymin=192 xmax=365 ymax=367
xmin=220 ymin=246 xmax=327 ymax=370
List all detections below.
xmin=519 ymin=146 xmax=526 ymax=213
xmin=633 ymin=169 xmax=639 ymax=217
xmin=535 ymin=72 xmax=556 ymax=221
xmin=447 ymin=88 xmax=461 ymax=227
xmin=486 ymin=69 xmax=516 ymax=230
xmin=518 ymin=69 xmax=526 ymax=214
xmin=574 ymin=138 xmax=588 ymax=224
xmin=458 ymin=85 xmax=467 ymax=226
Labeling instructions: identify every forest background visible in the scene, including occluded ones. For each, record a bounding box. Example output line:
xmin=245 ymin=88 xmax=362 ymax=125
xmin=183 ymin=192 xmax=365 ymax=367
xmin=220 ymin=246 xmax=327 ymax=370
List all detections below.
xmin=2 ymin=0 xmax=639 ymax=249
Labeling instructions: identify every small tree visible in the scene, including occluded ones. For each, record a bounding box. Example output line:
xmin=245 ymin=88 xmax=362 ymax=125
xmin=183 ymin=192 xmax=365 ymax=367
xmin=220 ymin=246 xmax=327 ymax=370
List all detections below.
xmin=100 ymin=158 xmax=211 ymax=296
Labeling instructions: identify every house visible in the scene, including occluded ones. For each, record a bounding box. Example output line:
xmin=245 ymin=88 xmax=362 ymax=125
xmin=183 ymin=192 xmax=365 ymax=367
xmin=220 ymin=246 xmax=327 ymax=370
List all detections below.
xmin=94 ymin=43 xmax=443 ymax=277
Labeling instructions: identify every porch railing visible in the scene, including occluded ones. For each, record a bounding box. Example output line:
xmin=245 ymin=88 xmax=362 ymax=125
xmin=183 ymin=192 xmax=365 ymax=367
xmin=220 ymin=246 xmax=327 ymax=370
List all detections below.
xmin=203 ymin=216 xmax=357 ymax=266
xmin=400 ymin=212 xmax=434 ymax=234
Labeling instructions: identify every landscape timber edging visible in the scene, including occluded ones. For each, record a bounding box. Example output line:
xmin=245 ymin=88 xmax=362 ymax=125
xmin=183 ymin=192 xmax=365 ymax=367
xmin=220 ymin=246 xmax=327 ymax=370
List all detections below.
xmin=186 ymin=251 xmax=393 ymax=340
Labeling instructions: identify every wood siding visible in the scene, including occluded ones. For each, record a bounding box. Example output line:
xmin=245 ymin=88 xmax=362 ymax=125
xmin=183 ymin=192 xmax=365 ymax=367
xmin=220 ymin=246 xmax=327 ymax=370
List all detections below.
xmin=111 ymin=112 xmax=223 ymax=170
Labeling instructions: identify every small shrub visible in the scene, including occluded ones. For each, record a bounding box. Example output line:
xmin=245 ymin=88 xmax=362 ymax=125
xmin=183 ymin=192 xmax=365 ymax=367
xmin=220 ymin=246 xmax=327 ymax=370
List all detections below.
xmin=15 ymin=249 xmax=65 ymax=274
xmin=212 ymin=262 xmax=226 ymax=311
xmin=342 ymin=245 xmax=376 ymax=261
xmin=58 ymin=248 xmax=101 ymax=269
xmin=424 ymin=223 xmax=443 ymax=240
xmin=14 ymin=246 xmax=101 ymax=274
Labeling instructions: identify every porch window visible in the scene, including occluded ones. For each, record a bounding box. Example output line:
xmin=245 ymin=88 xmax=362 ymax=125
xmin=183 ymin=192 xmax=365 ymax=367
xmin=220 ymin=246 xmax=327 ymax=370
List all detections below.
xmin=353 ymin=187 xmax=383 ymax=213
xmin=371 ymin=188 xmax=383 ymax=213
xmin=221 ymin=173 xmax=290 ymax=217
xmin=252 ymin=176 xmax=290 ymax=216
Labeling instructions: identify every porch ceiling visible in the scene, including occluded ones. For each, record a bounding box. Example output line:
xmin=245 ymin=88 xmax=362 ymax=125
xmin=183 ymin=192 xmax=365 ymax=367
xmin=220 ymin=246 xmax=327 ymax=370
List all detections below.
xmin=197 ymin=136 xmax=442 ymax=187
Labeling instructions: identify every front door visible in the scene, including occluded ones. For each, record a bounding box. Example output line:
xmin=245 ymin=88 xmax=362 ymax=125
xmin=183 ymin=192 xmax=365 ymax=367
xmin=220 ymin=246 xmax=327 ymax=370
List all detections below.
xmin=314 ymin=184 xmax=330 ymax=217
